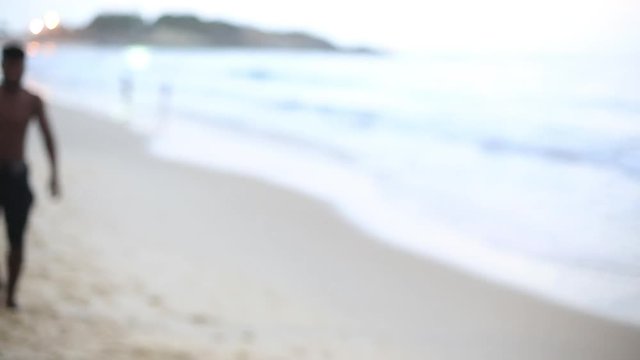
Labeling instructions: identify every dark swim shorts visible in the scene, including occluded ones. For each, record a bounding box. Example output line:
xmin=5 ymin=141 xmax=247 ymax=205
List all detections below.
xmin=0 ymin=161 xmax=33 ymax=248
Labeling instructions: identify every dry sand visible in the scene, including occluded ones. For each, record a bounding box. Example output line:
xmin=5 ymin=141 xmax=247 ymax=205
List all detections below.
xmin=0 ymin=105 xmax=638 ymax=359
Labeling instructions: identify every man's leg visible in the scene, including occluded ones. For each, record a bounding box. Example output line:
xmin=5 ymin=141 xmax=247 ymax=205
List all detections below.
xmin=4 ymin=176 xmax=32 ymax=309
xmin=6 ymin=236 xmax=23 ymax=308
xmin=0 ymin=208 xmax=4 ymax=290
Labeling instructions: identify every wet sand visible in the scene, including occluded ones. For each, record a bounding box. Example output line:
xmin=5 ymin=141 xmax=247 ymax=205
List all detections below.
xmin=0 ymin=105 xmax=638 ymax=359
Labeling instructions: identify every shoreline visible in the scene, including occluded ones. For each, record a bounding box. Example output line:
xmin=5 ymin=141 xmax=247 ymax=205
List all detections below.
xmin=0 ymin=104 xmax=638 ymax=359
xmin=145 ymin=103 xmax=640 ymax=328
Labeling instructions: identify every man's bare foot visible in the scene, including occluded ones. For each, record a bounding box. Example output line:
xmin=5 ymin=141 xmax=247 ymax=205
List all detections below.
xmin=6 ymin=299 xmax=18 ymax=310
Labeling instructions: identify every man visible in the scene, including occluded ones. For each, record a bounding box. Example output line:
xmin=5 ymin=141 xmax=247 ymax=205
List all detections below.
xmin=0 ymin=43 xmax=59 ymax=309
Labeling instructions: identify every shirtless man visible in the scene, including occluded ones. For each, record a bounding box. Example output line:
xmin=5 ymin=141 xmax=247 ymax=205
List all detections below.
xmin=0 ymin=43 xmax=59 ymax=309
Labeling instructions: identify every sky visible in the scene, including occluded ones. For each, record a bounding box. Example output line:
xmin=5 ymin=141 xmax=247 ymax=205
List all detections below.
xmin=1 ymin=0 xmax=639 ymax=52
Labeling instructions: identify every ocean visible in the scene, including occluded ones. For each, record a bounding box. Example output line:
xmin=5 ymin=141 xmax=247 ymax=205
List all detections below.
xmin=25 ymin=43 xmax=640 ymax=325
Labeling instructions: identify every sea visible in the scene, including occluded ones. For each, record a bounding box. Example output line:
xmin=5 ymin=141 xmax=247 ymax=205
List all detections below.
xmin=24 ymin=43 xmax=640 ymax=326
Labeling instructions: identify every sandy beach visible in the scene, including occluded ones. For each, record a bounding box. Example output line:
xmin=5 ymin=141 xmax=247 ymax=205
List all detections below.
xmin=0 ymin=104 xmax=638 ymax=359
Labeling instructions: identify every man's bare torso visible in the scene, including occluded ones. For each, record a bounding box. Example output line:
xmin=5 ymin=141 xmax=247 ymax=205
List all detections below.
xmin=0 ymin=87 xmax=39 ymax=162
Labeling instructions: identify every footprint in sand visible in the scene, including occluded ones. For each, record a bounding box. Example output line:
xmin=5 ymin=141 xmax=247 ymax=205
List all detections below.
xmin=213 ymin=331 xmax=226 ymax=343
xmin=241 ymin=329 xmax=256 ymax=344
xmin=189 ymin=312 xmax=214 ymax=325
xmin=291 ymin=346 xmax=307 ymax=358
xmin=147 ymin=294 xmax=163 ymax=308
xmin=234 ymin=348 xmax=251 ymax=360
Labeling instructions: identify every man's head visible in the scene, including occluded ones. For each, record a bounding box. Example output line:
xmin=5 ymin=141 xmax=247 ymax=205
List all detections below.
xmin=2 ymin=43 xmax=25 ymax=85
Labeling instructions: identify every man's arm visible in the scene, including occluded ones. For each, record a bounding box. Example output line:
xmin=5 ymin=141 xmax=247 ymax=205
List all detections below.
xmin=34 ymin=95 xmax=59 ymax=197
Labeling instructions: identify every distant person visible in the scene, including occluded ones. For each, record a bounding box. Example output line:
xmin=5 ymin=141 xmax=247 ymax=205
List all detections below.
xmin=159 ymin=81 xmax=172 ymax=108
xmin=0 ymin=43 xmax=59 ymax=309
xmin=158 ymin=81 xmax=173 ymax=125
xmin=120 ymin=74 xmax=133 ymax=104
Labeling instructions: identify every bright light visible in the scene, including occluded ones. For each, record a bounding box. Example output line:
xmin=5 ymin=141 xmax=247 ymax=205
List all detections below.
xmin=44 ymin=11 xmax=60 ymax=30
xmin=125 ymin=46 xmax=151 ymax=71
xmin=29 ymin=18 xmax=44 ymax=35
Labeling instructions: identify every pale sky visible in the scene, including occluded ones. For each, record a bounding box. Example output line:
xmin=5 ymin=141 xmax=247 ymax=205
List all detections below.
xmin=2 ymin=0 xmax=639 ymax=52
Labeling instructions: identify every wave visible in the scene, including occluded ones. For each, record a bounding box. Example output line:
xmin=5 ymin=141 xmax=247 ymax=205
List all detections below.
xmin=481 ymin=136 xmax=640 ymax=178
